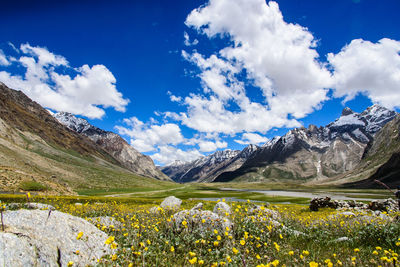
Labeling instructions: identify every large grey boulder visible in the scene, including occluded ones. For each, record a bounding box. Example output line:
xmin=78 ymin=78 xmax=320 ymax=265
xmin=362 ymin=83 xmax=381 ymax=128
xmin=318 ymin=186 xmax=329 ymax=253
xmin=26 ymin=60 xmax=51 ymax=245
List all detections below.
xmin=0 ymin=232 xmax=37 ymax=266
xmin=213 ymin=202 xmax=231 ymax=217
xmin=171 ymin=209 xmax=232 ymax=233
xmin=248 ymin=205 xmax=280 ymax=220
xmin=160 ymin=196 xmax=182 ymax=211
xmin=0 ymin=209 xmax=112 ymax=266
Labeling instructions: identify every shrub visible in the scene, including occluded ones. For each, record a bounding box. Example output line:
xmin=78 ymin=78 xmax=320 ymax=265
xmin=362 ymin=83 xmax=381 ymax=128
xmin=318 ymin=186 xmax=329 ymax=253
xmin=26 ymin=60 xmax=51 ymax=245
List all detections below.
xmin=19 ymin=181 xmax=47 ymax=191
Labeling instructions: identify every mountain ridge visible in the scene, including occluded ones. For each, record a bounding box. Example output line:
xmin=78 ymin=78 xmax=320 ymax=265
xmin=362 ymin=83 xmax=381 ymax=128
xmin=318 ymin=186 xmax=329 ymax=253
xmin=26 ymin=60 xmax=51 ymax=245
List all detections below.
xmin=54 ymin=112 xmax=170 ymax=181
xmin=159 ymin=104 xmax=397 ymax=185
xmin=0 ymin=83 xmax=173 ymax=194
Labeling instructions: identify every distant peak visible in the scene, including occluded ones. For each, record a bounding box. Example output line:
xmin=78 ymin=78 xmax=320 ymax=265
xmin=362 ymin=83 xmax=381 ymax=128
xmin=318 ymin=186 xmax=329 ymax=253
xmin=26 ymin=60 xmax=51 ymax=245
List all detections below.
xmin=341 ymin=107 xmax=354 ymax=116
xmin=307 ymin=124 xmax=318 ymax=132
xmin=167 ymin=160 xmax=187 ymax=167
xmin=364 ymin=104 xmax=390 ymax=113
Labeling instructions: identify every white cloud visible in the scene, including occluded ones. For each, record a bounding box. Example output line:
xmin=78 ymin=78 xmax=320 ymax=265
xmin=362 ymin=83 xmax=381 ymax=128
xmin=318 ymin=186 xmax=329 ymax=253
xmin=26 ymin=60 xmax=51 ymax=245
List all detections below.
xmin=328 ymin=38 xmax=400 ymax=109
xmin=167 ymin=91 xmax=182 ymax=102
xmin=0 ymin=44 xmax=129 ymax=119
xmin=20 ymin=43 xmax=68 ymax=66
xmin=183 ymin=31 xmax=199 ymax=46
xmin=176 ymin=0 xmax=332 ymax=135
xmin=234 ymin=132 xmax=268 ymax=145
xmin=151 ymin=145 xmax=203 ymax=165
xmin=197 ymin=140 xmax=227 ymax=152
xmin=115 ymin=117 xmax=184 ymax=152
xmin=185 ymin=134 xmax=228 ymax=152
xmin=0 ymin=50 xmax=10 ymax=66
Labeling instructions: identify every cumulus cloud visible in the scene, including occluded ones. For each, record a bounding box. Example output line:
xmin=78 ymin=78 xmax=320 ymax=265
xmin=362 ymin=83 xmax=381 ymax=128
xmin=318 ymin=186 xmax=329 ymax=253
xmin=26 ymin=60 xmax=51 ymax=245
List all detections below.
xmin=0 ymin=43 xmax=129 ymax=119
xmin=0 ymin=50 xmax=10 ymax=66
xmin=328 ymin=38 xmax=400 ymax=109
xmin=151 ymin=145 xmax=203 ymax=165
xmin=185 ymin=134 xmax=228 ymax=152
xmin=115 ymin=117 xmax=184 ymax=152
xmin=176 ymin=0 xmax=332 ymax=135
xmin=198 ymin=140 xmax=227 ymax=152
xmin=234 ymin=132 xmax=269 ymax=145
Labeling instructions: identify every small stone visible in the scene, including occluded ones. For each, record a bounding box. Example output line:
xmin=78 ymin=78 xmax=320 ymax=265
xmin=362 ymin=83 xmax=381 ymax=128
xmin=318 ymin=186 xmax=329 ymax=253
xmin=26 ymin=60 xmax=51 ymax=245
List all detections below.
xmin=332 ymin=237 xmax=350 ymax=243
xmin=160 ymin=196 xmax=182 ymax=211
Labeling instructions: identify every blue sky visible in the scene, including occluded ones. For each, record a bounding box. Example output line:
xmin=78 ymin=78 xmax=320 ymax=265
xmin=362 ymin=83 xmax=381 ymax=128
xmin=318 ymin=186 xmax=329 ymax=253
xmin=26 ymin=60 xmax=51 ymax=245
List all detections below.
xmin=0 ymin=0 xmax=399 ymax=165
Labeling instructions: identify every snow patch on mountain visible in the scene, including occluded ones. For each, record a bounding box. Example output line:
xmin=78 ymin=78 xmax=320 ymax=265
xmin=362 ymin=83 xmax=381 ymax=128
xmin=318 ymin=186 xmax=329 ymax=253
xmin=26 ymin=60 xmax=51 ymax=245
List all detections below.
xmin=54 ymin=112 xmax=94 ymax=133
xmin=330 ymin=113 xmax=365 ymax=127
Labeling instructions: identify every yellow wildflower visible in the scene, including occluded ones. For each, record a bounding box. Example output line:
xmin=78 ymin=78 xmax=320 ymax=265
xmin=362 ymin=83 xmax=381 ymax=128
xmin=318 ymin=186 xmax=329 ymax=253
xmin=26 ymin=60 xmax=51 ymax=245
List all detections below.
xmin=76 ymin=232 xmax=83 ymax=240
xmin=189 ymin=257 xmax=197 ymax=264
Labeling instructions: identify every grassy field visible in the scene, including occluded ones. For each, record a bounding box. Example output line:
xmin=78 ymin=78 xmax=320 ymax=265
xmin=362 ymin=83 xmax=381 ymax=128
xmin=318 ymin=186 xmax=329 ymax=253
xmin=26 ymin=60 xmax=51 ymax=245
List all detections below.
xmin=1 ymin=193 xmax=399 ymax=266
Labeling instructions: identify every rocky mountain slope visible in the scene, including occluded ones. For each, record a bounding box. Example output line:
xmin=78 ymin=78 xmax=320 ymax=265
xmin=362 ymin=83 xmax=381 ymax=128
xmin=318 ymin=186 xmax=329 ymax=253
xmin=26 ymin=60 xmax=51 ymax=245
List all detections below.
xmin=160 ymin=145 xmax=259 ymax=183
xmin=214 ymin=105 xmax=397 ymax=183
xmin=0 ymin=82 xmax=173 ymax=194
xmin=54 ymin=112 xmax=169 ymax=181
xmin=341 ymin=114 xmax=400 ymax=188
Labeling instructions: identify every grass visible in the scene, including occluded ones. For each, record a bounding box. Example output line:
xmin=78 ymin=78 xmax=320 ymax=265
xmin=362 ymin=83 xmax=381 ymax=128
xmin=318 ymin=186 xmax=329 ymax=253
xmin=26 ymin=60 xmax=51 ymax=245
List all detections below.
xmin=0 ymin=133 xmax=178 ymax=194
xmin=1 ymin=193 xmax=399 ymax=266
xmin=18 ymin=181 xmax=47 ymax=191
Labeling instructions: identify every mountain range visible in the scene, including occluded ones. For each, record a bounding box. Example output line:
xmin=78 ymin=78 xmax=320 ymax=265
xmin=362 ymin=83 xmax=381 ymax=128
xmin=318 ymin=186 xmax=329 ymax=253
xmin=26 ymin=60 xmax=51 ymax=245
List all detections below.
xmin=0 ymin=82 xmax=171 ymax=194
xmin=161 ymin=105 xmax=400 ymax=188
xmin=1 ymin=81 xmax=399 ymax=193
xmin=54 ymin=112 xmax=169 ymax=181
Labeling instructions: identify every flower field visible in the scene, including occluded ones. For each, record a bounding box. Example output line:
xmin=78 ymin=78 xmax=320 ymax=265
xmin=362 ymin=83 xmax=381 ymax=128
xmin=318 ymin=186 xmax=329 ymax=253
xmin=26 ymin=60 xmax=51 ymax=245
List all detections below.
xmin=1 ymin=194 xmax=400 ymax=266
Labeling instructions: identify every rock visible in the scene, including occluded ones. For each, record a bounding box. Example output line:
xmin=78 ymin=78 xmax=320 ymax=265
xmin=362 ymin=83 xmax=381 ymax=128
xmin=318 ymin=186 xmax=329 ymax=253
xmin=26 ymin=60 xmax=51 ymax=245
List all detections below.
xmin=160 ymin=196 xmax=182 ymax=211
xmin=74 ymin=202 xmax=83 ymax=207
xmin=369 ymin=198 xmax=399 ymax=213
xmin=213 ymin=202 xmax=231 ymax=217
xmin=309 ymin=197 xmax=338 ymax=211
xmin=0 ymin=232 xmax=37 ymax=266
xmin=25 ymin=203 xmax=55 ymax=210
xmin=5 ymin=202 xmax=55 ymax=210
xmin=149 ymin=206 xmax=162 ymax=214
xmin=5 ymin=203 xmax=22 ymax=210
xmin=171 ymin=209 xmax=232 ymax=233
xmin=309 ymin=197 xmax=368 ymax=211
xmin=89 ymin=216 xmax=122 ymax=229
xmin=1 ymin=209 xmax=112 ymax=266
xmin=191 ymin=203 xmax=203 ymax=211
xmin=331 ymin=237 xmax=351 ymax=243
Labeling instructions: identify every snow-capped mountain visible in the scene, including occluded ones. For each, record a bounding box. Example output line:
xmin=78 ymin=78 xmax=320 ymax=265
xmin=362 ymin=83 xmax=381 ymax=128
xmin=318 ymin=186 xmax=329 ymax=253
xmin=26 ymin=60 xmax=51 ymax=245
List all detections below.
xmin=160 ymin=147 xmax=262 ymax=183
xmin=54 ymin=112 xmax=169 ymax=181
xmin=213 ymin=105 xmax=397 ymax=183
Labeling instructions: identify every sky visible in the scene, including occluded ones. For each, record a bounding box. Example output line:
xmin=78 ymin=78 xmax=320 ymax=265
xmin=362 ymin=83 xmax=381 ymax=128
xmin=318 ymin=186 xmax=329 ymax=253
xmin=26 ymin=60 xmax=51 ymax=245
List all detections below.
xmin=0 ymin=0 xmax=400 ymax=165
